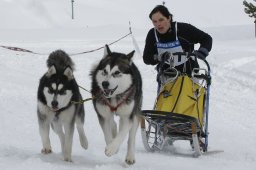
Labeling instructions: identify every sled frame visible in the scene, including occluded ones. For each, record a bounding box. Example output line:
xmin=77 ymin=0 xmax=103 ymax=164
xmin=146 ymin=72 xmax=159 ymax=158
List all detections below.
xmin=141 ymin=52 xmax=211 ymax=157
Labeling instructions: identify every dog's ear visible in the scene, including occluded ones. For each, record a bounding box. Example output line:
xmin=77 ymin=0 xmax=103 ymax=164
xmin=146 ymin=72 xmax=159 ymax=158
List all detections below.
xmin=63 ymin=66 xmax=74 ymax=80
xmin=127 ymin=50 xmax=135 ymax=65
xmin=46 ymin=65 xmax=57 ymax=77
xmin=103 ymin=44 xmax=111 ymax=58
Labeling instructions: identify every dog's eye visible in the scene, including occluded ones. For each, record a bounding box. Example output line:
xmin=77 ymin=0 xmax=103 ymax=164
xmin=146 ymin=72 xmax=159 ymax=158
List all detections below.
xmin=59 ymin=90 xmax=66 ymax=95
xmin=102 ymin=69 xmax=108 ymax=76
xmin=48 ymin=89 xmax=54 ymax=94
xmin=113 ymin=71 xmax=121 ymax=77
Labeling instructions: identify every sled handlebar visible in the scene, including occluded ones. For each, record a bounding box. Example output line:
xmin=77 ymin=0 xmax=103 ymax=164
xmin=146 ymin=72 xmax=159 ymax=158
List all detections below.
xmin=162 ymin=52 xmax=211 ymax=74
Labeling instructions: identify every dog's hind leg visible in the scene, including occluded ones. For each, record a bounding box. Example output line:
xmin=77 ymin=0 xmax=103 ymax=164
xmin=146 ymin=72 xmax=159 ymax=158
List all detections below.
xmin=105 ymin=116 xmax=132 ymax=157
xmin=76 ymin=117 xmax=88 ymax=150
xmin=125 ymin=115 xmax=140 ymax=165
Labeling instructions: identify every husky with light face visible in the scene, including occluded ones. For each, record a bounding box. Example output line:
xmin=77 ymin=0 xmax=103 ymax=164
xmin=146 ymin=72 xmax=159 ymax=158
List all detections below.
xmin=90 ymin=45 xmax=142 ymax=165
xmin=37 ymin=50 xmax=88 ymax=162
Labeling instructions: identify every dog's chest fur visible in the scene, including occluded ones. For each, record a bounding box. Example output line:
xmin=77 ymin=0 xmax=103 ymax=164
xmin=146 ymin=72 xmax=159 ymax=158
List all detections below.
xmin=38 ymin=101 xmax=76 ymax=122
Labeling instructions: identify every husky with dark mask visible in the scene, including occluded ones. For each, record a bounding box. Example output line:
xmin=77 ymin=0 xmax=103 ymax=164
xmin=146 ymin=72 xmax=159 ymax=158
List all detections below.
xmin=90 ymin=45 xmax=142 ymax=165
xmin=37 ymin=50 xmax=88 ymax=162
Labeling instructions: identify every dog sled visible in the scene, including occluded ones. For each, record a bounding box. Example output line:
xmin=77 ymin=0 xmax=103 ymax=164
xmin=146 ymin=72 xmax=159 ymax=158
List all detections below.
xmin=140 ymin=52 xmax=211 ymax=157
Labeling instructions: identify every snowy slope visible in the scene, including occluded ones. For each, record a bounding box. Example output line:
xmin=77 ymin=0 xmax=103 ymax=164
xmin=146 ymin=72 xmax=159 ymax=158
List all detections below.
xmin=0 ymin=0 xmax=256 ymax=170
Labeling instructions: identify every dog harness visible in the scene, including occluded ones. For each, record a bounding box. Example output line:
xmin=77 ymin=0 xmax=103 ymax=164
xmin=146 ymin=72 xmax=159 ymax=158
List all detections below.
xmin=97 ymin=86 xmax=135 ymax=113
xmin=53 ymin=102 xmax=72 ymax=120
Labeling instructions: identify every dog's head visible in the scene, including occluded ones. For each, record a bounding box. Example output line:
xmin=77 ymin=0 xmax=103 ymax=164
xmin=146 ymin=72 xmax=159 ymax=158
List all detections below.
xmin=43 ymin=66 xmax=74 ymax=112
xmin=93 ymin=45 xmax=135 ymax=98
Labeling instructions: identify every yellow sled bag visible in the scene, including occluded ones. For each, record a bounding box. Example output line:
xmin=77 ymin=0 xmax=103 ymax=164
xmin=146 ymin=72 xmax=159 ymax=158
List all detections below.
xmin=155 ymin=75 xmax=205 ymax=127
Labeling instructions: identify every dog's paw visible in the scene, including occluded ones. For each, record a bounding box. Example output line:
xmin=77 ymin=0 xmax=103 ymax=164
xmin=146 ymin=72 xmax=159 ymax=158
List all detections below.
xmin=125 ymin=154 xmax=136 ymax=165
xmin=82 ymin=142 xmax=88 ymax=150
xmin=41 ymin=148 xmax=52 ymax=154
xmin=80 ymin=137 xmax=88 ymax=150
xmin=79 ymin=132 xmax=89 ymax=150
xmin=64 ymin=157 xmax=73 ymax=162
xmin=105 ymin=143 xmax=119 ymax=157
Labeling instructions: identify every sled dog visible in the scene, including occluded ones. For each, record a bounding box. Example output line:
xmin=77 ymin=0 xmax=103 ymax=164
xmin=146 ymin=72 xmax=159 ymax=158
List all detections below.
xmin=90 ymin=45 xmax=142 ymax=165
xmin=37 ymin=50 xmax=88 ymax=162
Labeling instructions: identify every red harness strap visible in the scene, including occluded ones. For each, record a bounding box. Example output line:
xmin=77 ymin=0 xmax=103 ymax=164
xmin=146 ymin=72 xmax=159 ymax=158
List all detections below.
xmin=101 ymin=86 xmax=135 ymax=112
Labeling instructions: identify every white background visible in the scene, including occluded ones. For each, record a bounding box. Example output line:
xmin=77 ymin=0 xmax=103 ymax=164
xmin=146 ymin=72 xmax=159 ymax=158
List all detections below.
xmin=0 ymin=0 xmax=256 ymax=169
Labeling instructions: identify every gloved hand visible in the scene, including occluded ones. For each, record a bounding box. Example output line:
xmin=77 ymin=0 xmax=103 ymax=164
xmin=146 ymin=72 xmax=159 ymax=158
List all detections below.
xmin=194 ymin=47 xmax=209 ymax=60
xmin=156 ymin=51 xmax=170 ymax=62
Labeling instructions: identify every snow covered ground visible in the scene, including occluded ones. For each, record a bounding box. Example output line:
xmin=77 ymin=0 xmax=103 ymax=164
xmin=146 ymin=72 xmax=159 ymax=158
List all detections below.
xmin=0 ymin=0 xmax=256 ymax=169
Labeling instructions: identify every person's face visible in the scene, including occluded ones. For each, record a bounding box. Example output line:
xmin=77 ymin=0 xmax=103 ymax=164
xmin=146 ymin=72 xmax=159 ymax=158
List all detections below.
xmin=151 ymin=12 xmax=171 ymax=34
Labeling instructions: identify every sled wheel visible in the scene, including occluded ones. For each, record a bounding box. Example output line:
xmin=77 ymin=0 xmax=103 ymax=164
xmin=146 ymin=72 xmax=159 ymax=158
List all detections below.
xmin=141 ymin=117 xmax=158 ymax=152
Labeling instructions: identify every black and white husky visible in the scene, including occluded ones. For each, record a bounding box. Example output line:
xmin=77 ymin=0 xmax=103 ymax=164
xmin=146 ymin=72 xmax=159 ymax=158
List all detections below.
xmin=37 ymin=50 xmax=88 ymax=162
xmin=90 ymin=45 xmax=142 ymax=165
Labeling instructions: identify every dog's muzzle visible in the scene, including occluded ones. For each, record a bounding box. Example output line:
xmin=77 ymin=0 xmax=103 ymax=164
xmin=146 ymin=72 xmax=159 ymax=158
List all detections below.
xmin=51 ymin=100 xmax=59 ymax=112
xmin=103 ymin=86 xmax=118 ymax=97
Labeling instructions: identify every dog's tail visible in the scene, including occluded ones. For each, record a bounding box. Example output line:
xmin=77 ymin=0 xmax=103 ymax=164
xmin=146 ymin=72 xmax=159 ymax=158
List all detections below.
xmin=47 ymin=50 xmax=75 ymax=72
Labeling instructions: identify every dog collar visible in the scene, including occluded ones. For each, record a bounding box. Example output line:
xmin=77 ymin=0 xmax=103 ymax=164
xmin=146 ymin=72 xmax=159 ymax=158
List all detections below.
xmin=53 ymin=102 xmax=72 ymax=120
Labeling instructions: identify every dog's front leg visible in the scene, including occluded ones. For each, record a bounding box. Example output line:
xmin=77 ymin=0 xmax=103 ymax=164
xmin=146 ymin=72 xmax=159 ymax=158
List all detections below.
xmin=51 ymin=121 xmax=65 ymax=153
xmin=99 ymin=114 xmax=116 ymax=145
xmin=105 ymin=116 xmax=132 ymax=157
xmin=125 ymin=115 xmax=139 ymax=165
xmin=63 ymin=122 xmax=75 ymax=162
xmin=38 ymin=119 xmax=52 ymax=154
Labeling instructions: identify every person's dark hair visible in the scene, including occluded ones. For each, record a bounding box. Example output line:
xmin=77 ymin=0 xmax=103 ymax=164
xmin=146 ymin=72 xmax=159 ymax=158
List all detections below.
xmin=149 ymin=5 xmax=173 ymax=21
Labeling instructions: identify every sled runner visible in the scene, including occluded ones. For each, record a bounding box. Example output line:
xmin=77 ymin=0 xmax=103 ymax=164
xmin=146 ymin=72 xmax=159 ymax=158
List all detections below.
xmin=140 ymin=52 xmax=211 ymax=157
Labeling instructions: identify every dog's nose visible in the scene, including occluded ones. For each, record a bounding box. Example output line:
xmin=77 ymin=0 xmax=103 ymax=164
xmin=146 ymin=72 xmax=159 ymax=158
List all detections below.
xmin=51 ymin=100 xmax=58 ymax=108
xmin=102 ymin=81 xmax=109 ymax=89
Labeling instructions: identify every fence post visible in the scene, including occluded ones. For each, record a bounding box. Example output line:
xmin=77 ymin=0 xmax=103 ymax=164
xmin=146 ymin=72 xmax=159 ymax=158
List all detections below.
xmin=71 ymin=0 xmax=74 ymax=19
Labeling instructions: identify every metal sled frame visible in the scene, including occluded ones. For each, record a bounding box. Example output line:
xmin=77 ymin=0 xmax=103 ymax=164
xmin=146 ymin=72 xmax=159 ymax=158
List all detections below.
xmin=141 ymin=52 xmax=211 ymax=157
